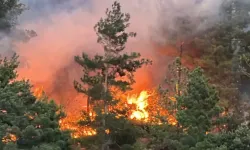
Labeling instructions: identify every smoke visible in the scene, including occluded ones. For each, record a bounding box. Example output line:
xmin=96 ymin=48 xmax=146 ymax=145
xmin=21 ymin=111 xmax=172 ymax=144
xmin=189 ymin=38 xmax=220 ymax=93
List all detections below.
xmin=0 ymin=0 xmax=226 ymax=111
xmin=154 ymin=0 xmax=224 ymax=44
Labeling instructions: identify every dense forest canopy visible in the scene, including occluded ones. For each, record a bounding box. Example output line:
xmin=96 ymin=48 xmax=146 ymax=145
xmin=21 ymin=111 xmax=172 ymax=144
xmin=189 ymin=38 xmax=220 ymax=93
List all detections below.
xmin=0 ymin=0 xmax=250 ymax=150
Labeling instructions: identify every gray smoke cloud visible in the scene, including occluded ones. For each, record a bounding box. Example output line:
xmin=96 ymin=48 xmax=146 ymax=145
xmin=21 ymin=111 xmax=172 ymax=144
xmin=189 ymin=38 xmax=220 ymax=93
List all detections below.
xmin=154 ymin=0 xmax=224 ymax=44
xmin=0 ymin=0 xmax=228 ymax=111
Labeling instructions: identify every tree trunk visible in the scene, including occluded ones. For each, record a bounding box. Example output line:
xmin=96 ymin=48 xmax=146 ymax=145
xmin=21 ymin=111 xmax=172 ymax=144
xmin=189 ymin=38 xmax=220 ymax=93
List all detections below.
xmin=101 ymin=139 xmax=112 ymax=150
xmin=104 ymin=67 xmax=108 ymax=115
xmin=102 ymin=66 xmax=109 ymax=150
xmin=87 ymin=96 xmax=90 ymax=113
xmin=177 ymin=43 xmax=183 ymax=97
xmin=176 ymin=43 xmax=183 ymax=132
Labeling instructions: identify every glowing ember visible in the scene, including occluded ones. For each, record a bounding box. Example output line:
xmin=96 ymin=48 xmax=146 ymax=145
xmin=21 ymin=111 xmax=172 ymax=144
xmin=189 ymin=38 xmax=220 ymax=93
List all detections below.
xmin=59 ymin=113 xmax=97 ymax=138
xmin=168 ymin=96 xmax=176 ymax=102
xmin=33 ymin=86 xmax=44 ymax=98
xmin=2 ymin=134 xmax=17 ymax=143
xmin=127 ymin=91 xmax=149 ymax=121
xmin=105 ymin=129 xmax=110 ymax=134
xmin=168 ymin=115 xmax=177 ymax=126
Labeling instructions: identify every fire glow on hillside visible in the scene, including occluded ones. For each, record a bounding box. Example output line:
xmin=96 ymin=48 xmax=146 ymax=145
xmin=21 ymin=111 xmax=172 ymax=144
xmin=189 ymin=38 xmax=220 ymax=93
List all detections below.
xmin=27 ymin=44 xmax=184 ymax=138
xmin=32 ymin=86 xmax=177 ymax=138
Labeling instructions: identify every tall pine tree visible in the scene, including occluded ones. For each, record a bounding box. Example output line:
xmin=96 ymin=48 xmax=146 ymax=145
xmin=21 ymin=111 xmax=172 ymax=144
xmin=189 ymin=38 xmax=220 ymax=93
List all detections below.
xmin=148 ymin=67 xmax=223 ymax=150
xmin=176 ymin=68 xmax=221 ymax=137
xmin=74 ymin=1 xmax=151 ymax=149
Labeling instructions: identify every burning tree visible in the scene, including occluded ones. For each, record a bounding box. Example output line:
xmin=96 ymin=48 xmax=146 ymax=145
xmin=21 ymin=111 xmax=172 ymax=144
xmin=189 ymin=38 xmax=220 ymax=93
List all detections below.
xmin=158 ymin=56 xmax=189 ymax=126
xmin=74 ymin=1 xmax=151 ymax=149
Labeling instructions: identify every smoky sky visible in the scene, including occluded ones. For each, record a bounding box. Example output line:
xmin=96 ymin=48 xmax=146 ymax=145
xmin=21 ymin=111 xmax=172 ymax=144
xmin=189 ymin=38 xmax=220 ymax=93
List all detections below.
xmin=13 ymin=0 xmax=229 ymax=87
xmin=0 ymin=0 xmax=237 ymax=110
xmin=17 ymin=0 xmax=227 ymax=45
xmin=19 ymin=0 xmax=91 ymax=21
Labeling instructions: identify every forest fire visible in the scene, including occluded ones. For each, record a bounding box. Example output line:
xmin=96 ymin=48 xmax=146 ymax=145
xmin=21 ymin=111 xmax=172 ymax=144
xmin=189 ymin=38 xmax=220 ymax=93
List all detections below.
xmin=32 ymin=85 xmax=178 ymax=138
xmin=15 ymin=0 xmax=188 ymax=139
xmin=1 ymin=0 xmax=245 ymax=149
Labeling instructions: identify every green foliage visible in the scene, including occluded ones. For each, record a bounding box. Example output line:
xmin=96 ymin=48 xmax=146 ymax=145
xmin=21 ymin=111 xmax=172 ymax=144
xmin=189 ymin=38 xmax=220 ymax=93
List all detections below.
xmin=177 ymin=68 xmax=222 ymax=139
xmin=3 ymin=142 xmax=18 ymax=150
xmin=0 ymin=55 xmax=71 ymax=149
xmin=74 ymin=52 xmax=151 ymax=98
xmin=74 ymin=1 xmax=151 ymax=149
xmin=120 ymin=144 xmax=134 ymax=150
xmin=192 ymin=125 xmax=250 ymax=150
xmin=94 ymin=1 xmax=136 ymax=53
xmin=0 ymin=54 xmax=18 ymax=88
xmin=147 ymin=124 xmax=178 ymax=150
xmin=151 ymin=67 xmax=223 ymax=150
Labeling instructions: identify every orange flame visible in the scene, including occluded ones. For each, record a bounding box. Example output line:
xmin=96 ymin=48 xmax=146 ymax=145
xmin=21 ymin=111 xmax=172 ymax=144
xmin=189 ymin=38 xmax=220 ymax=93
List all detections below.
xmin=127 ymin=91 xmax=150 ymax=121
xmin=32 ymin=86 xmax=96 ymax=138
xmin=32 ymin=85 xmax=178 ymax=138
xmin=33 ymin=86 xmax=44 ymax=99
xmin=59 ymin=113 xmax=97 ymax=138
xmin=2 ymin=134 xmax=17 ymax=143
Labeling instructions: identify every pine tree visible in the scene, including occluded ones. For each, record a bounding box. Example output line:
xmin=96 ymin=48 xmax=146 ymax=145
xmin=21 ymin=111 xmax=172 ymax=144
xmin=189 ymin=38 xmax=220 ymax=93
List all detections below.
xmin=0 ymin=55 xmax=71 ymax=149
xmin=176 ymin=67 xmax=222 ymax=147
xmin=149 ymin=67 xmax=223 ymax=150
xmin=74 ymin=1 xmax=151 ymax=149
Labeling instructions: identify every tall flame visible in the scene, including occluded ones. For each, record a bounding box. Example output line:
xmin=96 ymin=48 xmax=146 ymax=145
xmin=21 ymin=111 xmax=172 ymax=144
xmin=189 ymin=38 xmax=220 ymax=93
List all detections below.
xmin=127 ymin=91 xmax=149 ymax=121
